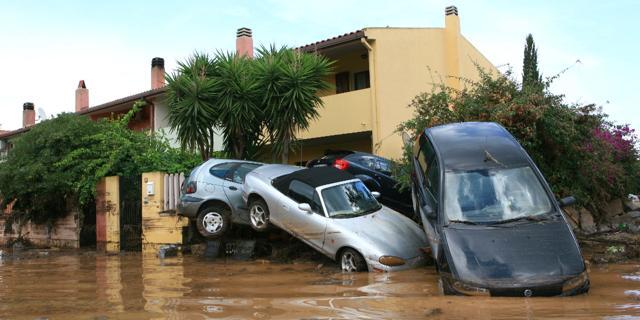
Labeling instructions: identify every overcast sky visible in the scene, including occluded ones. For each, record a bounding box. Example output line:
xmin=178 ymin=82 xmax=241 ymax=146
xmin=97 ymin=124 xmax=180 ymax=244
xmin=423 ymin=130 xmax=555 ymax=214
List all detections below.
xmin=0 ymin=0 xmax=637 ymax=132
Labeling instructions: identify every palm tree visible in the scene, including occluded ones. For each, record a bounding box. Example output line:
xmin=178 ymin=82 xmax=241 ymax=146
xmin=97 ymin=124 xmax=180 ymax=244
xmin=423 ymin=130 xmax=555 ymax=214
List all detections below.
xmin=255 ymin=46 xmax=332 ymax=163
xmin=165 ymin=53 xmax=219 ymax=161
xmin=213 ymin=52 xmax=263 ymax=159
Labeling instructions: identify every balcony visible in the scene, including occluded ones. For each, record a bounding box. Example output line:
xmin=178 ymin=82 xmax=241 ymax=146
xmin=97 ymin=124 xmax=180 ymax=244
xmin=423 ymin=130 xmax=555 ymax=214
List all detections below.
xmin=298 ymin=88 xmax=372 ymax=140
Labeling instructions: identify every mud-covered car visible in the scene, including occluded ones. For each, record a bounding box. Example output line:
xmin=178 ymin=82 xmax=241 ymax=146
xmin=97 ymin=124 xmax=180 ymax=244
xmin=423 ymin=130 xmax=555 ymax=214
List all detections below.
xmin=242 ymin=165 xmax=428 ymax=272
xmin=406 ymin=122 xmax=588 ymax=296
xmin=177 ymin=159 xmax=262 ymax=239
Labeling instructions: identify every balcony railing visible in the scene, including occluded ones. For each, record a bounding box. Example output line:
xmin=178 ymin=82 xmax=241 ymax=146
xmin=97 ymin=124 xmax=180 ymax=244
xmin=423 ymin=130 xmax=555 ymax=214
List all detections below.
xmin=298 ymin=88 xmax=372 ymax=140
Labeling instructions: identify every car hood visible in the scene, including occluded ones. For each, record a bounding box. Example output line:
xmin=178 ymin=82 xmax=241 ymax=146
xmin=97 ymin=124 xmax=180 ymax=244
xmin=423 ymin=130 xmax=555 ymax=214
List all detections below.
xmin=443 ymin=219 xmax=585 ymax=287
xmin=328 ymin=206 xmax=428 ymax=259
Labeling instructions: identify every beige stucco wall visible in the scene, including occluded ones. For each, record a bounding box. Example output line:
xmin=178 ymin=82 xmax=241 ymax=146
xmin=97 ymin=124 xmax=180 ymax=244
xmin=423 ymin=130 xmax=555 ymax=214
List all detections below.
xmin=141 ymin=172 xmax=188 ymax=255
xmin=364 ymin=26 xmax=498 ymax=160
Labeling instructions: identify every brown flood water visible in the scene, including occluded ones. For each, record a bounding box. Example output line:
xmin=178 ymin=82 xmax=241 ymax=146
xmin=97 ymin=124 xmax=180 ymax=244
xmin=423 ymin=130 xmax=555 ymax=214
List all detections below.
xmin=0 ymin=253 xmax=639 ymax=320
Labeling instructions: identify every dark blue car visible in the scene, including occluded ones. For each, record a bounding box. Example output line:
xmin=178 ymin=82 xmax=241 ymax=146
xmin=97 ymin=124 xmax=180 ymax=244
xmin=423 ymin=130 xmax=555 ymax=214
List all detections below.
xmin=408 ymin=122 xmax=588 ymax=296
xmin=307 ymin=150 xmax=413 ymax=218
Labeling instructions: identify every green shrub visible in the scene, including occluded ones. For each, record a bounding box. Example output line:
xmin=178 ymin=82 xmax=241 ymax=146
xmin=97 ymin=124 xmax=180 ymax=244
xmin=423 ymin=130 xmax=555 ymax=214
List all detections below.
xmin=0 ymin=102 xmax=200 ymax=229
xmin=397 ymin=69 xmax=639 ymax=221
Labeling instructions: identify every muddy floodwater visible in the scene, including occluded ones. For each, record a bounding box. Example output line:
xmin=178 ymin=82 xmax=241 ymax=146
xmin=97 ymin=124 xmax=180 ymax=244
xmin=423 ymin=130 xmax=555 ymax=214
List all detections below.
xmin=0 ymin=253 xmax=639 ymax=319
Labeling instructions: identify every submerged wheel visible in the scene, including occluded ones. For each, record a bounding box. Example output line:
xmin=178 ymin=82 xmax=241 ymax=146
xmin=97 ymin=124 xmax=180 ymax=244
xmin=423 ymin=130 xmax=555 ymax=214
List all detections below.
xmin=249 ymin=198 xmax=270 ymax=232
xmin=340 ymin=248 xmax=367 ymax=272
xmin=196 ymin=204 xmax=230 ymax=239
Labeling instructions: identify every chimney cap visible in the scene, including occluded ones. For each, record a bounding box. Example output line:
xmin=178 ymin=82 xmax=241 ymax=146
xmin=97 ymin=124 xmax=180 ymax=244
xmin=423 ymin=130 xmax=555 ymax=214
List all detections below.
xmin=78 ymin=80 xmax=87 ymax=89
xmin=237 ymin=27 xmax=252 ymax=37
xmin=23 ymin=102 xmax=34 ymax=110
xmin=445 ymin=6 xmax=458 ymax=16
xmin=151 ymin=57 xmax=164 ymax=68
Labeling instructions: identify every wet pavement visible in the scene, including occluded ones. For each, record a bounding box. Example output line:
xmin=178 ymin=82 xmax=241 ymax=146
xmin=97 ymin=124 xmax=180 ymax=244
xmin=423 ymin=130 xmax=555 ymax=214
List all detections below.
xmin=0 ymin=252 xmax=639 ymax=319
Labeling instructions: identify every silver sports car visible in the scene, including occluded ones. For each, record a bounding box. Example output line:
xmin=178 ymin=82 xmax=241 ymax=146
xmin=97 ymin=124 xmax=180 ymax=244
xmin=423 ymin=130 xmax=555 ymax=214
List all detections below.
xmin=242 ymin=164 xmax=428 ymax=272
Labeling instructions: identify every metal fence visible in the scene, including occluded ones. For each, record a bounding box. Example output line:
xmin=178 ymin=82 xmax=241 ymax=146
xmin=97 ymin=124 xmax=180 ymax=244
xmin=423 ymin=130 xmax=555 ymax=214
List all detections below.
xmin=163 ymin=173 xmax=185 ymax=211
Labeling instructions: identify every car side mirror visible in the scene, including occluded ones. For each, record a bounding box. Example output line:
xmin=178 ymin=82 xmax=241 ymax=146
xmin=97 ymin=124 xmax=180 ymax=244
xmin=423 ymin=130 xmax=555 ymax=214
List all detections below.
xmin=371 ymin=191 xmax=381 ymax=199
xmin=298 ymin=203 xmax=313 ymax=213
xmin=422 ymin=204 xmax=436 ymax=219
xmin=559 ymin=196 xmax=576 ymax=208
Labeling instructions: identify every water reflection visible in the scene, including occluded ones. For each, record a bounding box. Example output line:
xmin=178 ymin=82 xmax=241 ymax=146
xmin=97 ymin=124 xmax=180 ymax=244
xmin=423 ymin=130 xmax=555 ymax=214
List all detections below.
xmin=0 ymin=253 xmax=638 ymax=319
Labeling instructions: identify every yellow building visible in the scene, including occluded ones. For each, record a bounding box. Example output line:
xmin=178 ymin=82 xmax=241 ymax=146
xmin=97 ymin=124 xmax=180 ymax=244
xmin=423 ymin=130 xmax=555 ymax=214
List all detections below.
xmin=291 ymin=6 xmax=498 ymax=164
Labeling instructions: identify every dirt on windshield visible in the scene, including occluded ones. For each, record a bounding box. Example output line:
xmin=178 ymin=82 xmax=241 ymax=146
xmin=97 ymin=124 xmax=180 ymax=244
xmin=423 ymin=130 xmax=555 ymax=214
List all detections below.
xmin=0 ymin=248 xmax=639 ymax=320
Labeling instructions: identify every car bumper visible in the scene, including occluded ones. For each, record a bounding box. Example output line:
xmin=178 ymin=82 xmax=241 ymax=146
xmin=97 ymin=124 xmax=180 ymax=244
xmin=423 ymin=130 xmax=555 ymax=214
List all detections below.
xmin=365 ymin=254 xmax=427 ymax=272
xmin=177 ymin=196 xmax=204 ymax=219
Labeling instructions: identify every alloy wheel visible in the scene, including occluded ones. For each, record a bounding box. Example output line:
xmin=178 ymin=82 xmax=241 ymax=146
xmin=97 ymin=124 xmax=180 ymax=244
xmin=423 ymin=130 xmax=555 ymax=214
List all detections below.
xmin=202 ymin=212 xmax=224 ymax=233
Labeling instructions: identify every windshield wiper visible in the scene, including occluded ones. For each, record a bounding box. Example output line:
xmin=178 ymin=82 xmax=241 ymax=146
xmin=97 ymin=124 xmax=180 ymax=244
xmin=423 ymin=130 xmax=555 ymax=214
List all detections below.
xmin=448 ymin=220 xmax=480 ymax=225
xmin=490 ymin=214 xmax=549 ymax=225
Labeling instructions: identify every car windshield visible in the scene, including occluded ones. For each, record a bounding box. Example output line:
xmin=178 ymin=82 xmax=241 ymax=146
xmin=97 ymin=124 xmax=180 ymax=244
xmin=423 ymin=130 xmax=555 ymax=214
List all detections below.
xmin=321 ymin=181 xmax=381 ymax=218
xmin=444 ymin=166 xmax=553 ymax=223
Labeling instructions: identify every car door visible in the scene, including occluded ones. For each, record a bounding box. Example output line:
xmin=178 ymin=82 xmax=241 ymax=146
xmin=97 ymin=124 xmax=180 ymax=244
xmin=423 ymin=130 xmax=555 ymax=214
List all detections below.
xmin=282 ymin=180 xmax=327 ymax=250
xmin=204 ymin=162 xmax=236 ymax=194
xmin=222 ymin=162 xmax=262 ymax=224
xmin=413 ymin=136 xmax=441 ymax=259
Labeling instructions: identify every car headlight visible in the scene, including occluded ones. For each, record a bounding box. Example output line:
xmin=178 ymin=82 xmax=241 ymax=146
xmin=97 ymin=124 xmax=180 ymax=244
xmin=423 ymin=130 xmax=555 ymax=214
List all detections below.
xmin=562 ymin=271 xmax=589 ymax=293
xmin=378 ymin=256 xmax=406 ymax=266
xmin=452 ymin=280 xmax=490 ymax=296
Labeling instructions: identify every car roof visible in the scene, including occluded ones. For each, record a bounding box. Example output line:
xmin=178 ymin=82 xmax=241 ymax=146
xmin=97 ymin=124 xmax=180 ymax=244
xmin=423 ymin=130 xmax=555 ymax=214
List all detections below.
xmin=272 ymin=166 xmax=355 ymax=193
xmin=425 ymin=122 xmax=531 ymax=171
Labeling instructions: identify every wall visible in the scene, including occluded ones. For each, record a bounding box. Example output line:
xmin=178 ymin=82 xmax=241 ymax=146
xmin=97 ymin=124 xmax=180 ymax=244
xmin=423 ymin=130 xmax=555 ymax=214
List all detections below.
xmin=96 ymin=176 xmax=121 ymax=253
xmin=364 ymin=27 xmax=498 ymax=160
xmin=0 ymin=208 xmax=80 ymax=248
xmin=153 ymin=98 xmax=224 ymax=151
xmin=141 ymin=172 xmax=188 ymax=254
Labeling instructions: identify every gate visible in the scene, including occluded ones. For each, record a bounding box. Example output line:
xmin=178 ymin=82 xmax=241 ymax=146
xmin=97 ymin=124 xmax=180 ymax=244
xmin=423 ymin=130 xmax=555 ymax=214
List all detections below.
xmin=119 ymin=175 xmax=142 ymax=251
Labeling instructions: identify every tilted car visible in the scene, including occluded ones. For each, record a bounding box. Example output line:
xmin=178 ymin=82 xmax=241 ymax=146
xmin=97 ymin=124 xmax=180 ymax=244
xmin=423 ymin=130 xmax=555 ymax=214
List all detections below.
xmin=407 ymin=122 xmax=588 ymax=296
xmin=177 ymin=159 xmax=262 ymax=239
xmin=307 ymin=150 xmax=414 ymax=218
xmin=242 ymin=165 xmax=428 ymax=272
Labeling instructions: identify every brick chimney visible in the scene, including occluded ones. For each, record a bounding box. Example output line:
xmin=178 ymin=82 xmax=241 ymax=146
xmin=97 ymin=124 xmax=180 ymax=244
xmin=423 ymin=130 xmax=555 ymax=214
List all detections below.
xmin=75 ymin=80 xmax=89 ymax=112
xmin=236 ymin=27 xmax=254 ymax=58
xmin=23 ymin=102 xmax=35 ymax=128
xmin=151 ymin=57 xmax=165 ymax=89
xmin=444 ymin=5 xmax=461 ymax=90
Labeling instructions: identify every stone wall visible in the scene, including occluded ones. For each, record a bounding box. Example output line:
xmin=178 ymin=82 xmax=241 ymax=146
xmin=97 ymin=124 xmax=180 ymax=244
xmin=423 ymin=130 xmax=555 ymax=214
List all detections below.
xmin=0 ymin=210 xmax=80 ymax=248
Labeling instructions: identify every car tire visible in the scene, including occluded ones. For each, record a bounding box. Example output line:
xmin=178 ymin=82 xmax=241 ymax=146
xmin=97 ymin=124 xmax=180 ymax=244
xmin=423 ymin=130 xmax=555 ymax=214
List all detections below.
xmin=248 ymin=198 xmax=270 ymax=232
xmin=340 ymin=248 xmax=367 ymax=272
xmin=196 ymin=204 xmax=231 ymax=239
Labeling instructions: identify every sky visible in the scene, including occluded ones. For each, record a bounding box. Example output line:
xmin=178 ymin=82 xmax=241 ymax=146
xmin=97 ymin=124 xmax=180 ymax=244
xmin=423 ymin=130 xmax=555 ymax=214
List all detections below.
xmin=0 ymin=0 xmax=638 ymax=132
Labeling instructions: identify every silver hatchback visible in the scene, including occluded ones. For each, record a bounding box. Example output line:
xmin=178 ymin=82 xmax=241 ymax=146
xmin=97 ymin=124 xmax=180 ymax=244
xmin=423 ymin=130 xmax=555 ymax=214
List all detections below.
xmin=177 ymin=159 xmax=262 ymax=239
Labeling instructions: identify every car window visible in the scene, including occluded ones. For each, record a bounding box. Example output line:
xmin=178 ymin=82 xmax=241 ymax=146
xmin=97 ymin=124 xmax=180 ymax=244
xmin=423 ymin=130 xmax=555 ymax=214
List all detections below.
xmin=357 ymin=156 xmax=376 ymax=170
xmin=231 ymin=163 xmax=262 ymax=184
xmin=209 ymin=162 xmax=236 ymax=180
xmin=289 ymin=180 xmax=323 ymax=214
xmin=418 ymin=138 xmax=440 ymax=210
xmin=375 ymin=158 xmax=393 ymax=175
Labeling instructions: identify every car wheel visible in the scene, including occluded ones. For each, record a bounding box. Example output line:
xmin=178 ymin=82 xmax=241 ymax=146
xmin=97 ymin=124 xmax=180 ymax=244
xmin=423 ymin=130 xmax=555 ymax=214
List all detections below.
xmin=249 ymin=198 xmax=270 ymax=232
xmin=340 ymin=248 xmax=367 ymax=272
xmin=196 ymin=204 xmax=230 ymax=239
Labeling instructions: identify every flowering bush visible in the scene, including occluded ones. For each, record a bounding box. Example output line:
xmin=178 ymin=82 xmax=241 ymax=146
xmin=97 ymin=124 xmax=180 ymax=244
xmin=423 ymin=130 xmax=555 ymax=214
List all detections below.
xmin=397 ymin=69 xmax=639 ymax=220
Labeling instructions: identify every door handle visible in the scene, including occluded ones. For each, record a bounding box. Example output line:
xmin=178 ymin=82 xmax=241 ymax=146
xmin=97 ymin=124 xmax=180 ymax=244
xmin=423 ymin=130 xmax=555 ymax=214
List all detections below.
xmin=228 ymin=186 xmax=238 ymax=191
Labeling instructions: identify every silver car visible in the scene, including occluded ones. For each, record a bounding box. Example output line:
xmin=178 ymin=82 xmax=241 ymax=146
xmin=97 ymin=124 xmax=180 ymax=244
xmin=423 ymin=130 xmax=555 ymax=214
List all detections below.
xmin=177 ymin=159 xmax=262 ymax=239
xmin=242 ymin=164 xmax=428 ymax=272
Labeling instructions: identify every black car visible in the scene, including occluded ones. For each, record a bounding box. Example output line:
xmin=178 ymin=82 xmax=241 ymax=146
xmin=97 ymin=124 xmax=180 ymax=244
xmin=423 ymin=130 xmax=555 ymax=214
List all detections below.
xmin=307 ymin=150 xmax=413 ymax=217
xmin=408 ymin=122 xmax=588 ymax=297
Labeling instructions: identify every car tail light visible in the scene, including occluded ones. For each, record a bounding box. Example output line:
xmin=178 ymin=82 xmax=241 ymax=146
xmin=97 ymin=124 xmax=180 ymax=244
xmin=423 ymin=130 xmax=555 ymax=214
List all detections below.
xmin=333 ymin=159 xmax=349 ymax=170
xmin=185 ymin=181 xmax=197 ymax=194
